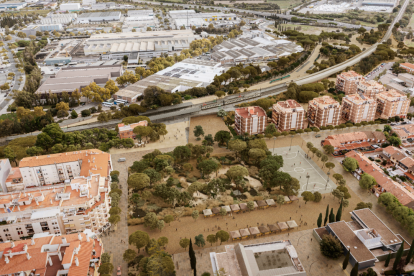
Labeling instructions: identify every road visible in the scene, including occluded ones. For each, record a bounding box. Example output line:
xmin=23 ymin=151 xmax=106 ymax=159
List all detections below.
xmin=133 ymin=0 xmax=371 ymax=30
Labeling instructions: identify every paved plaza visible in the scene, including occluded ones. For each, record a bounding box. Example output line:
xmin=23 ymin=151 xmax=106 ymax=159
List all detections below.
xmin=173 ymin=229 xmax=349 ymax=276
xmin=273 ymin=145 xmax=335 ymax=194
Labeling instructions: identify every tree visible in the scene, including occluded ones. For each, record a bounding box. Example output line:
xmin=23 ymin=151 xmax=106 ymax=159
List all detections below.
xmin=195 ymin=234 xmax=205 ymax=247
xmin=116 ymin=71 xmax=137 ymax=86
xmin=329 ymin=208 xmax=335 ymax=223
xmin=313 ymin=191 xmax=322 ymax=202
xmin=343 ymin=249 xmax=350 ymax=270
xmin=198 ymin=159 xmax=219 ymax=177
xmin=143 ymin=168 xmax=162 ymax=185
xmin=323 ymin=144 xmax=335 ymax=155
xmin=144 ymin=212 xmax=159 ymax=230
xmin=173 ymin=146 xmax=191 ymax=162
xmin=219 ymin=207 xmax=227 ymax=218
xmin=228 ymin=139 xmax=247 ymax=161
xmin=207 ymin=234 xmax=217 ymax=246
xmin=192 ymin=210 xmax=199 ymax=221
xmin=70 ymin=110 xmax=78 ymax=119
xmin=325 ymin=162 xmax=335 ymax=173
xmin=99 ymin=263 xmax=114 ymax=275
xmin=4 ymin=146 xmax=17 ymax=165
xmin=214 ymin=130 xmax=231 ymax=147
xmin=193 ymin=125 xmax=204 ymax=140
xmin=301 ymin=191 xmax=314 ymax=203
xmin=105 ymin=79 xmax=119 ymax=95
xmin=324 ymin=204 xmax=329 ymax=226
xmin=216 ymin=230 xmax=229 ymax=245
xmin=164 ymin=215 xmax=174 ymax=226
xmin=109 ymin=215 xmax=120 ymax=225
xmin=157 ymin=236 xmax=169 ymax=248
xmin=101 ymin=252 xmax=110 ymax=263
xmin=226 ymin=165 xmax=248 ymax=184
xmin=189 ymin=238 xmax=197 ymax=276
xmin=385 ymin=252 xmax=391 ymax=267
xmin=359 ymin=173 xmax=376 ymax=190
xmin=129 ymin=230 xmax=150 ymax=252
xmin=215 ymin=90 xmax=225 ymax=98
xmin=350 ymin=262 xmax=359 ymax=276
xmin=320 ymin=234 xmax=343 ymax=259
xmin=276 ymin=195 xmax=285 ymax=207
xmin=81 ymin=82 xmax=111 ymax=102
xmin=343 ymin=157 xmax=358 ymax=172
xmin=128 ymin=173 xmax=150 ymax=190
xmin=123 ymin=249 xmax=137 ymax=263
xmin=317 ymin=213 xmax=323 ymax=227
xmin=393 ymin=240 xmax=404 ymax=270
xmin=179 ymin=238 xmax=190 ymax=250
xmin=355 ymin=202 xmax=373 ymax=210
xmin=133 ymin=126 xmax=153 ymax=142
xmin=336 ymin=200 xmax=343 ymax=221
xmin=56 ymin=102 xmax=69 ymax=111
xmin=406 ymin=239 xmax=414 ymax=265
xmin=306 ymin=142 xmax=314 ymax=153
xmin=247 ymin=201 xmax=255 ymax=212
xmin=157 ymin=220 xmax=165 ymax=232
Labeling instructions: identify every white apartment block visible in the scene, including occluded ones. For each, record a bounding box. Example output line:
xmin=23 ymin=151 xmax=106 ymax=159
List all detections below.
xmin=341 ymin=94 xmax=377 ymax=124
xmin=0 ymin=159 xmax=12 ymax=193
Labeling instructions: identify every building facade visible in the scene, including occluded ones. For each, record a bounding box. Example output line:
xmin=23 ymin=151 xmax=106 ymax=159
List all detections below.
xmin=118 ymin=121 xmax=149 ymax=139
xmin=235 ymin=106 xmax=267 ymax=135
xmin=336 ymin=70 xmax=363 ymax=95
xmin=341 ymin=94 xmax=377 ymax=123
xmin=272 ymin=100 xmax=305 ymax=132
xmin=356 ymin=80 xmax=385 ymax=98
xmin=0 ymin=159 xmax=11 ymax=193
xmin=376 ymin=89 xmax=410 ymax=119
xmin=307 ymin=96 xmax=341 ymax=128
xmin=400 ymin=62 xmax=414 ymax=73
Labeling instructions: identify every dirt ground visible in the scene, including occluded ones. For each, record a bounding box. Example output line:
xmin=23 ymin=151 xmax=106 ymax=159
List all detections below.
xmin=128 ymin=135 xmax=365 ymax=255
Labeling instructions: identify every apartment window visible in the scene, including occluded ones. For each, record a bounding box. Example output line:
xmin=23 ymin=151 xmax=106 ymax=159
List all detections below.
xmin=3 ymin=229 xmax=9 ymax=232
xmin=5 ymin=234 xmax=11 ymax=237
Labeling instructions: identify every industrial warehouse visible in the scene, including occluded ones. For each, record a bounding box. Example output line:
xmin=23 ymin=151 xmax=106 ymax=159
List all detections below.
xmin=83 ymin=30 xmax=195 ymax=57
xmin=76 ymin=11 xmax=122 ymax=24
xmin=212 ymin=37 xmax=303 ymax=64
xmin=169 ymin=9 xmax=238 ymax=28
xmin=114 ymin=59 xmax=226 ymax=103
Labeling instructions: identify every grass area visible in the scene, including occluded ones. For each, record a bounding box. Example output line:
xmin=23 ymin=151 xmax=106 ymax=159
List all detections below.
xmin=404 ymin=38 xmax=414 ymax=47
xmin=267 ymin=0 xmax=302 ymax=9
xmin=2 ymin=9 xmax=50 ymax=16
xmin=0 ymin=113 xmax=16 ymax=120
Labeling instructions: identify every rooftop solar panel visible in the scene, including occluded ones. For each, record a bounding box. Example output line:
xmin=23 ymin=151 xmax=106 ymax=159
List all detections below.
xmin=172 ymin=74 xmax=181 ymax=78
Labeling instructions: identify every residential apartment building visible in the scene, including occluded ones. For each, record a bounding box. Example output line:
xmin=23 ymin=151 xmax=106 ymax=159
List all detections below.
xmin=376 ymin=89 xmax=410 ymax=119
xmin=307 ymin=96 xmax=341 ymax=128
xmin=315 ymin=208 xmax=407 ymax=270
xmin=272 ymin=100 xmax=305 ymax=132
xmin=400 ymin=62 xmax=414 ymax=73
xmin=235 ymin=106 xmax=267 ymax=135
xmin=0 ymin=232 xmax=104 ymax=276
xmin=336 ymin=70 xmax=363 ymax=95
xmin=356 ymin=80 xmax=385 ymax=98
xmin=0 ymin=150 xmax=113 ymax=241
xmin=118 ymin=121 xmax=149 ymax=139
xmin=210 ymin=240 xmax=306 ymax=276
xmin=341 ymin=94 xmax=377 ymax=124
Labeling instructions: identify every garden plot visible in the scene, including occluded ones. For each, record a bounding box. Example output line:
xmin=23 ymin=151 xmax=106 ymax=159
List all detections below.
xmin=272 ymin=145 xmax=335 ymax=194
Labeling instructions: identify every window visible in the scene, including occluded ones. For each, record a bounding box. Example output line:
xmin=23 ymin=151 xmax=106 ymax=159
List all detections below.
xmin=3 ymin=229 xmax=9 ymax=232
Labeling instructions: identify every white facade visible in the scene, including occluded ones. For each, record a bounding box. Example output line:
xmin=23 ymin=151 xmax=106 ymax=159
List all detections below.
xmin=76 ymin=11 xmax=121 ymax=24
xmin=0 ymin=159 xmax=11 ymax=193
xmin=41 ymin=13 xmax=77 ymax=24
xmin=59 ymin=2 xmax=80 ymax=11
xmin=82 ymin=0 xmax=96 ymax=5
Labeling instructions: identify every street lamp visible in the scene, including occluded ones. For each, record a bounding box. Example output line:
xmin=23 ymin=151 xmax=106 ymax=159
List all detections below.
xmin=273 ymin=137 xmax=277 ymax=155
xmin=289 ymin=135 xmax=294 ymax=151
xmin=305 ymin=175 xmax=310 ymax=191
xmin=325 ymin=172 xmax=331 ymax=189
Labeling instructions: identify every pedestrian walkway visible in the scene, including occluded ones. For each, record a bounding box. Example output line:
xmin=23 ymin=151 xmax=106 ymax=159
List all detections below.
xmin=100 ymin=160 xmax=129 ymax=276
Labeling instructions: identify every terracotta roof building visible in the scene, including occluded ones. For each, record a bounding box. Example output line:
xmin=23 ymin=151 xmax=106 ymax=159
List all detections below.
xmin=336 ymin=70 xmax=363 ymax=95
xmin=235 ymin=106 xmax=268 ymax=135
xmin=376 ymin=89 xmax=410 ymax=119
xmin=0 ymin=233 xmax=104 ymax=276
xmin=356 ymin=80 xmax=385 ymax=98
xmin=272 ymin=99 xmax=305 ymax=132
xmin=308 ymin=96 xmax=341 ymax=128
xmin=323 ymin=131 xmax=386 ymax=153
xmin=118 ymin=121 xmax=148 ymax=139
xmin=400 ymin=62 xmax=414 ymax=73
xmin=391 ymin=124 xmax=414 ymax=141
xmin=341 ymin=94 xmax=377 ymax=124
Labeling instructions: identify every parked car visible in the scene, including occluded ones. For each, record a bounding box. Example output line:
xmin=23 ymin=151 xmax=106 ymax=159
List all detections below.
xmin=118 ymin=158 xmax=126 ymax=162
xmin=315 ymin=134 xmax=321 ymax=138
xmin=117 ymin=265 xmax=121 ymax=276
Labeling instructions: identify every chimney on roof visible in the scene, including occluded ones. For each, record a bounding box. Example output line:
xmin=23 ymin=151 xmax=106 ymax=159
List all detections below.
xmin=58 ymin=251 xmax=62 ymax=261
xmin=75 ymin=257 xmax=79 ymax=266
xmin=48 ymin=256 xmax=53 ymax=266
xmin=10 ymin=241 xmax=15 ymax=248
xmin=26 ymin=252 xmax=31 ymax=260
xmin=4 ymin=255 xmax=9 ymax=264
xmin=78 ymin=233 xmax=82 ymax=241
xmin=31 ymin=237 xmax=35 ymax=246
xmin=50 ymin=199 xmax=53 ymax=205
xmin=62 ymin=237 xmax=67 ymax=244
xmin=86 ymin=234 xmax=90 ymax=242
xmin=23 ymin=244 xmax=27 ymax=251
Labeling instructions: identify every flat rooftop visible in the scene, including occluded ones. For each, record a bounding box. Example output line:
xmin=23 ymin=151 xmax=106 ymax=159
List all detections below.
xmin=328 ymin=221 xmax=376 ymax=263
xmin=310 ymin=96 xmax=340 ymax=107
xmin=352 ymin=209 xmax=401 ymax=246
xmin=343 ymin=93 xmax=375 ymax=104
